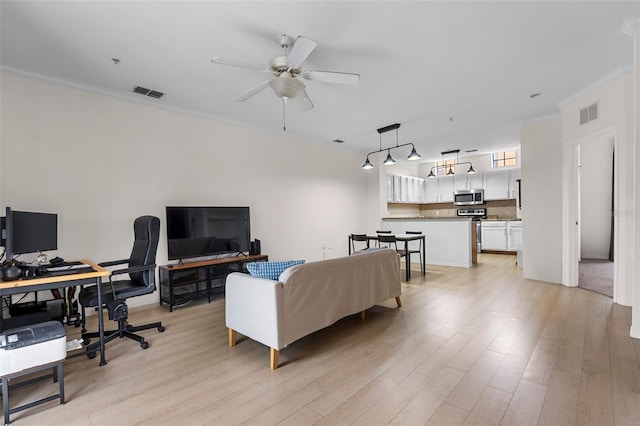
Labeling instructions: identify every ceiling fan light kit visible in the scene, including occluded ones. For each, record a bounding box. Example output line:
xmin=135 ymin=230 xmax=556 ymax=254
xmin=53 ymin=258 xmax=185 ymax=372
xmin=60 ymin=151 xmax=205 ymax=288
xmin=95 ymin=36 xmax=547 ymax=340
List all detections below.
xmin=427 ymin=149 xmax=476 ymax=178
xmin=211 ymin=33 xmax=361 ymax=130
xmin=361 ymin=123 xmax=421 ymax=170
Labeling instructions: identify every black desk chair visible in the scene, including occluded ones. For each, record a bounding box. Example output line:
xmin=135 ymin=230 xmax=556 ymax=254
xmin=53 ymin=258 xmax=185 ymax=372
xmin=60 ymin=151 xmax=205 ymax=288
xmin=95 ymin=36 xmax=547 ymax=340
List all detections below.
xmin=405 ymin=231 xmax=425 ymax=275
xmin=80 ymin=216 xmax=165 ymax=355
xmin=350 ymin=233 xmax=370 ymax=254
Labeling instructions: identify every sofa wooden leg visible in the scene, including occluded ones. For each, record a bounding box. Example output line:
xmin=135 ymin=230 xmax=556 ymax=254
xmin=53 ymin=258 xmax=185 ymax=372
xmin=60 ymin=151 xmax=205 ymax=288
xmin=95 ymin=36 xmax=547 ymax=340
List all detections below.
xmin=270 ymin=348 xmax=279 ymax=370
xmin=395 ymin=296 xmax=402 ymax=308
xmin=360 ymin=310 xmax=365 ymax=320
xmin=228 ymin=328 xmax=236 ymax=347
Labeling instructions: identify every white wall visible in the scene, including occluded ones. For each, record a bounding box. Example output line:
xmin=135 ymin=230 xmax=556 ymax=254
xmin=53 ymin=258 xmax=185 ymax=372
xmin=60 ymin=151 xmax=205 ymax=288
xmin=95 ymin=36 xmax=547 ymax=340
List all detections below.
xmin=560 ymin=72 xmax=634 ymax=305
xmin=579 ymin=137 xmax=614 ymax=259
xmin=521 ymin=116 xmax=563 ymax=284
xmin=0 ymin=73 xmax=369 ymax=307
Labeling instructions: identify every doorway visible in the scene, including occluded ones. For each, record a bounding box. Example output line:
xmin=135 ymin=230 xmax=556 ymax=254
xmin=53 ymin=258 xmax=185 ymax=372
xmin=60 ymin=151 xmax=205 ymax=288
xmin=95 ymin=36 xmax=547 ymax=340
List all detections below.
xmin=576 ymin=135 xmax=614 ymax=298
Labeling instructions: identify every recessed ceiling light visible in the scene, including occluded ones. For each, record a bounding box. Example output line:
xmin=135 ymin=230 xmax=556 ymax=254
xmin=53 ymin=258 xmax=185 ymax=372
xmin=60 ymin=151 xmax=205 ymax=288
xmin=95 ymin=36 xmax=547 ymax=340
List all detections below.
xmin=332 ymin=139 xmax=344 ymax=144
xmin=529 ymin=93 xmax=541 ymax=98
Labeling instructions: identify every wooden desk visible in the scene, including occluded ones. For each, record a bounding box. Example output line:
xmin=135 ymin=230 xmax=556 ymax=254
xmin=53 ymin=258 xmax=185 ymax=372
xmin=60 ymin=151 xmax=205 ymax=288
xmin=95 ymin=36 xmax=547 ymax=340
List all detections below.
xmin=348 ymin=234 xmax=426 ymax=281
xmin=0 ymin=260 xmax=110 ymax=366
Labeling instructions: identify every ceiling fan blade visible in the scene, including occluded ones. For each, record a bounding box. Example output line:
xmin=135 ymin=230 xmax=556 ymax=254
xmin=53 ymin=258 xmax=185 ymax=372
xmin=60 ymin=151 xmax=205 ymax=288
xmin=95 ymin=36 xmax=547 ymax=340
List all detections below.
xmin=296 ymin=89 xmax=314 ymax=111
xmin=302 ymin=70 xmax=360 ymax=85
xmin=236 ymin=80 xmax=271 ymax=102
xmin=286 ymin=36 xmax=317 ymax=68
xmin=211 ymin=57 xmax=266 ymax=72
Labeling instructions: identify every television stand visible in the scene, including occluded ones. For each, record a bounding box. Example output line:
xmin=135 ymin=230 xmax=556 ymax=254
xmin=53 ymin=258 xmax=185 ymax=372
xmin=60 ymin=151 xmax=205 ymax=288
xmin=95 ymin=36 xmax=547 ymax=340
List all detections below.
xmin=158 ymin=254 xmax=268 ymax=312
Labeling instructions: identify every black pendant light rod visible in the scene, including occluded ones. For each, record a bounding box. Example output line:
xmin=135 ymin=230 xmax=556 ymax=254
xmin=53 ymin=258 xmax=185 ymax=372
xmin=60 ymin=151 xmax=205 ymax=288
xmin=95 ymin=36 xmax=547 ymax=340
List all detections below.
xmin=377 ymin=123 xmax=401 ymax=134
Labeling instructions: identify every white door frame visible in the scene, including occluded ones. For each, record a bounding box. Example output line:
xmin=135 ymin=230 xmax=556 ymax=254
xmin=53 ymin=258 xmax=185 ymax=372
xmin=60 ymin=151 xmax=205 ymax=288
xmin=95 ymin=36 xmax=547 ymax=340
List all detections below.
xmin=562 ymin=125 xmax=618 ymax=290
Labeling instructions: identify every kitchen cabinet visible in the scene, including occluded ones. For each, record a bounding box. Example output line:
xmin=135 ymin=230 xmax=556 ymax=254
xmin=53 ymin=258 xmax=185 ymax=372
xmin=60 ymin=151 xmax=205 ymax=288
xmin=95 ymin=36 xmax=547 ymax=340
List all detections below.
xmin=438 ymin=176 xmax=454 ymax=202
xmin=387 ymin=174 xmax=425 ymax=203
xmin=508 ymin=169 xmax=521 ymax=199
xmin=483 ymin=169 xmax=520 ymax=200
xmin=481 ymin=221 xmax=508 ymax=250
xmin=424 ymin=176 xmax=454 ymax=203
xmin=425 ymin=178 xmax=439 ymax=203
xmin=507 ymin=221 xmax=522 ymax=251
xmin=482 ymin=220 xmax=521 ymax=252
xmin=454 ymin=173 xmax=483 ymax=190
xmin=483 ymin=171 xmax=510 ymax=200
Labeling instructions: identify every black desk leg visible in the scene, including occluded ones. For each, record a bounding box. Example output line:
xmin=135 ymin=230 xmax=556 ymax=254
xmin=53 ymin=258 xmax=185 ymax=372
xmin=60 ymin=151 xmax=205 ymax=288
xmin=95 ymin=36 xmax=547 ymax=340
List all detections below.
xmin=96 ymin=277 xmax=107 ymax=366
xmin=405 ymin=245 xmax=410 ymax=281
xmin=422 ymin=237 xmax=426 ymax=275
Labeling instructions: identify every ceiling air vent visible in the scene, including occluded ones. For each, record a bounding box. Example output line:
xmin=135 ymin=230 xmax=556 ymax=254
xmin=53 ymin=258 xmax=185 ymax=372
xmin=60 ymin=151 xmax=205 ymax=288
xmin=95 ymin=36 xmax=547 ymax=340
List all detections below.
xmin=133 ymin=86 xmax=164 ymax=99
xmin=579 ymin=102 xmax=598 ymax=125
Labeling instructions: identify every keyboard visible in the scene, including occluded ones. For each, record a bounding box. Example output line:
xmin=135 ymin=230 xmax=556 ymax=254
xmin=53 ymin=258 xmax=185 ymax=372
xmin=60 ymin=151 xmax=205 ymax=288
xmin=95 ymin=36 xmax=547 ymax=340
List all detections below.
xmin=47 ymin=267 xmax=94 ymax=276
xmin=47 ymin=263 xmax=89 ymax=272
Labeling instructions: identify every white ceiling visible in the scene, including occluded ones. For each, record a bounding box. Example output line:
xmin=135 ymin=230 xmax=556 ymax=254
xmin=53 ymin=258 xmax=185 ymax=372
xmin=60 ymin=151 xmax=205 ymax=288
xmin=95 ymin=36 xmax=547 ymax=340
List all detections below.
xmin=2 ymin=1 xmax=639 ymax=163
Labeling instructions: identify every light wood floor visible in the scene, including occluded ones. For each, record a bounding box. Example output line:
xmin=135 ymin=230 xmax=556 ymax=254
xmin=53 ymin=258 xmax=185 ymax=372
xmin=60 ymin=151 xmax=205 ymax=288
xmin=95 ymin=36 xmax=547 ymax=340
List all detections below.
xmin=4 ymin=254 xmax=640 ymax=425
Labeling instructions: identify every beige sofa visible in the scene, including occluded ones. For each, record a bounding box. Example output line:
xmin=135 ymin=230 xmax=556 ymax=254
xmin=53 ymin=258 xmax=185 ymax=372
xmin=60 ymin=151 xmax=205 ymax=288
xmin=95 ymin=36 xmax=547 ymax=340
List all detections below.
xmin=225 ymin=249 xmax=402 ymax=369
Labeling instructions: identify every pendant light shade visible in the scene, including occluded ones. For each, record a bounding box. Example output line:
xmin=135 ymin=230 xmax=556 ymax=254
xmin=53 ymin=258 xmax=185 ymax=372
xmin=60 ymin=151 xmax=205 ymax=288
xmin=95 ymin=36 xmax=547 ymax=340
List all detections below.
xmin=467 ymin=164 xmax=476 ymax=174
xmin=407 ymin=147 xmax=421 ymax=161
xmin=446 ymin=166 xmax=455 ymax=175
xmin=362 ymin=157 xmax=374 ymax=169
xmin=383 ymin=150 xmax=396 ymax=165
xmin=427 ymin=169 xmax=436 ymax=178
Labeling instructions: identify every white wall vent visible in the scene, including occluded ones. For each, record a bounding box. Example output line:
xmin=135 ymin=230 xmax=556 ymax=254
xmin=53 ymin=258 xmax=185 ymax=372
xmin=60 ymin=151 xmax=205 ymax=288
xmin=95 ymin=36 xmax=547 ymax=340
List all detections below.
xmin=579 ymin=102 xmax=598 ymax=125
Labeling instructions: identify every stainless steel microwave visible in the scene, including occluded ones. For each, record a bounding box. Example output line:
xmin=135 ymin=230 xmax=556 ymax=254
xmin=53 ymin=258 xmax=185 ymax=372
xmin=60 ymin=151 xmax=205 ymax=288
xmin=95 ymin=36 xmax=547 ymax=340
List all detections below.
xmin=454 ymin=189 xmax=485 ymax=205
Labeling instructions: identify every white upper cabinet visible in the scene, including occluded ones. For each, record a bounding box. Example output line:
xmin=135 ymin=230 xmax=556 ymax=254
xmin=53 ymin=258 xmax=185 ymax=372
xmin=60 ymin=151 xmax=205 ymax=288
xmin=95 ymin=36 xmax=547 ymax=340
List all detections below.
xmin=483 ymin=169 xmax=520 ymax=200
xmin=387 ymin=174 xmax=426 ymax=203
xmin=508 ymin=169 xmax=521 ymax=199
xmin=483 ymin=170 xmax=510 ymax=200
xmin=454 ymin=173 xmax=483 ymax=190
xmin=424 ymin=178 xmax=439 ymax=203
xmin=439 ymin=176 xmax=454 ymax=202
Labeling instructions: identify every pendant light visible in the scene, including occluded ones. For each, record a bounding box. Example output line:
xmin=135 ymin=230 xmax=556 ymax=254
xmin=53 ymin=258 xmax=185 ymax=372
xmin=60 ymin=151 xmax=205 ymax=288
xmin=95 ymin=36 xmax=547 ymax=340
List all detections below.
xmin=426 ymin=149 xmax=476 ymax=177
xmin=361 ymin=123 xmax=421 ymax=169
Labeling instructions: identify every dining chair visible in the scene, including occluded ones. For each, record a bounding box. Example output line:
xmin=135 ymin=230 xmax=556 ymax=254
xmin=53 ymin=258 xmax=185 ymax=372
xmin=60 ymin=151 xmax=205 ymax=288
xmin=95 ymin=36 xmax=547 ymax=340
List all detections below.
xmin=376 ymin=230 xmax=392 ymax=247
xmin=350 ymin=233 xmax=369 ymax=254
xmin=405 ymin=231 xmax=425 ymax=275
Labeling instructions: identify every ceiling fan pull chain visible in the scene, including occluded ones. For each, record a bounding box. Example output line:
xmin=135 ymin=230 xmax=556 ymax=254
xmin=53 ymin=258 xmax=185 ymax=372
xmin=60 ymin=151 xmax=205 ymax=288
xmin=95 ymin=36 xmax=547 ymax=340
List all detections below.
xmin=282 ymin=98 xmax=287 ymax=131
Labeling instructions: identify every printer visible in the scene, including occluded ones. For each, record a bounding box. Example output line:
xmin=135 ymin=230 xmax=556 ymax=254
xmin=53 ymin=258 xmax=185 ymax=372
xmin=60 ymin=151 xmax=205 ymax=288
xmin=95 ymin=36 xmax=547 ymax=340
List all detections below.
xmin=0 ymin=321 xmax=66 ymax=376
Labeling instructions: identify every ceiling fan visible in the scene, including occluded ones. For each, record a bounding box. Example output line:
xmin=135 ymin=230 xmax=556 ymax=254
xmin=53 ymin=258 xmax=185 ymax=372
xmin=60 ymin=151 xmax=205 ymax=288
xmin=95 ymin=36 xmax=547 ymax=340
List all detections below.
xmin=211 ymin=34 xmax=360 ymax=129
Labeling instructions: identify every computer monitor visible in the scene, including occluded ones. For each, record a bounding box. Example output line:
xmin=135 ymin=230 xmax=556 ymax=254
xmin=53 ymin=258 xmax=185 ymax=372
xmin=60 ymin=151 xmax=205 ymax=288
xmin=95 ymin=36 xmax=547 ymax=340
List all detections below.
xmin=3 ymin=207 xmax=58 ymax=261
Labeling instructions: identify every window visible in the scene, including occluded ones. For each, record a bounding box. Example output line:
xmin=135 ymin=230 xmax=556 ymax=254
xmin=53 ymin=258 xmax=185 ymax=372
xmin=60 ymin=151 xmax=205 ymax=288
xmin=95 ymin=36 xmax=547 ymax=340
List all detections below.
xmin=491 ymin=150 xmax=517 ymax=168
xmin=436 ymin=159 xmax=455 ymax=175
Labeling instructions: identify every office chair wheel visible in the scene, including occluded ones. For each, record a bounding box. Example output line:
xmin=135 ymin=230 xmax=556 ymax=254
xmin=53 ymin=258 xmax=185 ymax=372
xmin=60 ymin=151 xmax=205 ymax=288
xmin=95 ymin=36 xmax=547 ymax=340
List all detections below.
xmin=83 ymin=337 xmax=91 ymax=345
xmin=87 ymin=351 xmax=96 ymax=359
xmin=158 ymin=326 xmax=165 ymax=332
xmin=141 ymin=341 xmax=149 ymax=349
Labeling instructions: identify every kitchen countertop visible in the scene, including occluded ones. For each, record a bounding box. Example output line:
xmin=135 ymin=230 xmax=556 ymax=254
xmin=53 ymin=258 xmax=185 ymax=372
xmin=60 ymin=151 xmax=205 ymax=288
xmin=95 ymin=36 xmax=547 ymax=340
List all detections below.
xmin=382 ymin=217 xmax=472 ymax=221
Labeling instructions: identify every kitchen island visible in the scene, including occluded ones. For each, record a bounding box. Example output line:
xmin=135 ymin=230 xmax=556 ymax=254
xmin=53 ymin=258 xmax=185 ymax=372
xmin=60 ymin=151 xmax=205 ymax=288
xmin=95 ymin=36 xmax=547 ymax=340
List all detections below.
xmin=381 ymin=217 xmax=476 ymax=268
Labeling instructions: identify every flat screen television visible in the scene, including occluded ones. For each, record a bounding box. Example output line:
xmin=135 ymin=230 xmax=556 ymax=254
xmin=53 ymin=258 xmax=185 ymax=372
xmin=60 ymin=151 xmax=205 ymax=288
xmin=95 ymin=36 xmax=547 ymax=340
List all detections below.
xmin=3 ymin=207 xmax=58 ymax=261
xmin=166 ymin=206 xmax=250 ymax=261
